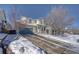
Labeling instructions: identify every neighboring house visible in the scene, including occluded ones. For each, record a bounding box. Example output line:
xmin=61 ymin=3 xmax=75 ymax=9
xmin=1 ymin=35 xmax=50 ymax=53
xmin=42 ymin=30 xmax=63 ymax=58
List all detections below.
xmin=16 ymin=16 xmax=46 ymax=34
xmin=16 ymin=16 xmax=79 ymax=35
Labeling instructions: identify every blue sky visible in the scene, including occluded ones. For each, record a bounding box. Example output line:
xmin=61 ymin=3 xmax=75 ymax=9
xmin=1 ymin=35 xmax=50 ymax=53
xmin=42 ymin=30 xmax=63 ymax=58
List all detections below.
xmin=0 ymin=4 xmax=79 ymax=28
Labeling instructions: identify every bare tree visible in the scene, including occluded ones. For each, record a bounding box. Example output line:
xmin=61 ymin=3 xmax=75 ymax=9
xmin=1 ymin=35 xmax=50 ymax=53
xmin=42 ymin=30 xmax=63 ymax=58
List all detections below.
xmin=45 ymin=6 xmax=74 ymax=35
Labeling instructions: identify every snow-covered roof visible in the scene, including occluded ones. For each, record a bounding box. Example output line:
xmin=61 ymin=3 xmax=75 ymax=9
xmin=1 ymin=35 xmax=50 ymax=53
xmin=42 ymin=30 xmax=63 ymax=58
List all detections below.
xmin=0 ymin=33 xmax=7 ymax=40
xmin=2 ymin=34 xmax=17 ymax=46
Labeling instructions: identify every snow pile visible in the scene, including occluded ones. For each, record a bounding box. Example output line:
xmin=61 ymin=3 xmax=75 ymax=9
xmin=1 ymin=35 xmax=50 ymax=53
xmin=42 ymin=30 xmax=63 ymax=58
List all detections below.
xmin=8 ymin=36 xmax=45 ymax=54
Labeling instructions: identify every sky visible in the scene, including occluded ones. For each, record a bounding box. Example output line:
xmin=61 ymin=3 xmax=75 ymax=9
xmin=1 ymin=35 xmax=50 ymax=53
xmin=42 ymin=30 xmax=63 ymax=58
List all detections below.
xmin=0 ymin=4 xmax=79 ymax=28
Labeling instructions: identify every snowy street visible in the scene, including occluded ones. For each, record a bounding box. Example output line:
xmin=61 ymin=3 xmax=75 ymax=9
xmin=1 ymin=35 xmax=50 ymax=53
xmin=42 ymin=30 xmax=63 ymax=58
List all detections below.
xmin=37 ymin=33 xmax=79 ymax=53
xmin=19 ymin=34 xmax=79 ymax=54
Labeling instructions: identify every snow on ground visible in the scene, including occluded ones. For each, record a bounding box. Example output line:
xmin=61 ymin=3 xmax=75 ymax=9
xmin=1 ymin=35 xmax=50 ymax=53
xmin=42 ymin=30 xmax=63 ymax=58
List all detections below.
xmin=38 ymin=33 xmax=79 ymax=53
xmin=8 ymin=36 xmax=45 ymax=54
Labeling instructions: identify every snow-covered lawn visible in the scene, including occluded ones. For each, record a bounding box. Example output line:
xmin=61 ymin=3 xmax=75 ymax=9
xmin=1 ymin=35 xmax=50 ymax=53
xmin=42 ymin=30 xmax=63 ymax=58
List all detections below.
xmin=8 ymin=36 xmax=45 ymax=54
